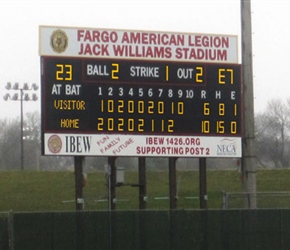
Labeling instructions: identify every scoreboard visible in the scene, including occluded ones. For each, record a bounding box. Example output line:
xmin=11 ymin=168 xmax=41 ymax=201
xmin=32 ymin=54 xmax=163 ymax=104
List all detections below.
xmin=39 ymin=26 xmax=242 ymax=157
xmin=42 ymin=57 xmax=241 ymax=135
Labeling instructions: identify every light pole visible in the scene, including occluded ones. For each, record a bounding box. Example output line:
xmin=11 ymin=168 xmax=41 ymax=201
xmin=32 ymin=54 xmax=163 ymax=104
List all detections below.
xmin=3 ymin=82 xmax=38 ymax=170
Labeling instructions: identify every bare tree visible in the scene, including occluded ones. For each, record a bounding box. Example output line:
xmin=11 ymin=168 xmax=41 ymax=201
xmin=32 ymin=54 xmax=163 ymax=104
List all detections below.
xmin=0 ymin=118 xmax=22 ymax=169
xmin=255 ymin=99 xmax=290 ymax=168
xmin=0 ymin=111 xmax=74 ymax=171
xmin=23 ymin=111 xmax=41 ymax=170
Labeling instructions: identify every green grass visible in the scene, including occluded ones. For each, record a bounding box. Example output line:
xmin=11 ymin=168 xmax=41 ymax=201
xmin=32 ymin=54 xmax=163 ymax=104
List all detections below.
xmin=0 ymin=169 xmax=290 ymax=212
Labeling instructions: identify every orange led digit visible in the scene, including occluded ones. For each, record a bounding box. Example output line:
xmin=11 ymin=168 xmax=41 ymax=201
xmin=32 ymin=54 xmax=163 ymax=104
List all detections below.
xmin=111 ymin=63 xmax=119 ymax=79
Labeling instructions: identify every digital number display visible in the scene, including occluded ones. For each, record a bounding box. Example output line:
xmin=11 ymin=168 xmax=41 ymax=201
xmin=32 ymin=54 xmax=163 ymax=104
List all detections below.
xmin=41 ymin=57 xmax=242 ymax=136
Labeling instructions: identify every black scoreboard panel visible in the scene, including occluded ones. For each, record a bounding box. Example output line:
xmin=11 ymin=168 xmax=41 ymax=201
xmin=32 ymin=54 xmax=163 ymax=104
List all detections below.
xmin=41 ymin=57 xmax=242 ymax=136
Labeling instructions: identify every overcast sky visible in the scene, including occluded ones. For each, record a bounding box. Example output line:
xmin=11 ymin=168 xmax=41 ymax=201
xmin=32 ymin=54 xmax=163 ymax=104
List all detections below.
xmin=0 ymin=0 xmax=289 ymax=119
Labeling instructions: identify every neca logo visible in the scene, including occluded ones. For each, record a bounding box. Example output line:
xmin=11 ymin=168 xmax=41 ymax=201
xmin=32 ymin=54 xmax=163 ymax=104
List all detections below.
xmin=217 ymin=139 xmax=237 ymax=155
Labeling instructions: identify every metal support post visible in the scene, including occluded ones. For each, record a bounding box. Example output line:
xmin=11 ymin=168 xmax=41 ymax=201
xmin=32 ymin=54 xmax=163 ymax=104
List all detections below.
xmin=74 ymin=156 xmax=84 ymax=211
xmin=199 ymin=158 xmax=207 ymax=209
xmin=138 ymin=157 xmax=147 ymax=209
xmin=108 ymin=157 xmax=117 ymax=211
xmin=169 ymin=157 xmax=177 ymax=209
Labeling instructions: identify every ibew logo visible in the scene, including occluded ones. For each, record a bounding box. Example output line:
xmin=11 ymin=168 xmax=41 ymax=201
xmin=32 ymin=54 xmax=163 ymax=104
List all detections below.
xmin=65 ymin=135 xmax=92 ymax=153
xmin=216 ymin=139 xmax=237 ymax=156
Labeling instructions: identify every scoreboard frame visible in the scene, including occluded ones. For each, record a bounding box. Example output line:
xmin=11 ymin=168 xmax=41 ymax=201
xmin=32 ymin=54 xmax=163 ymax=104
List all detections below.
xmin=39 ymin=26 xmax=242 ymax=158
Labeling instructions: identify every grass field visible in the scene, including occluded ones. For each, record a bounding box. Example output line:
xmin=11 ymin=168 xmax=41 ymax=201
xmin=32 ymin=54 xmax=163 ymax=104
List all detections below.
xmin=0 ymin=169 xmax=290 ymax=212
